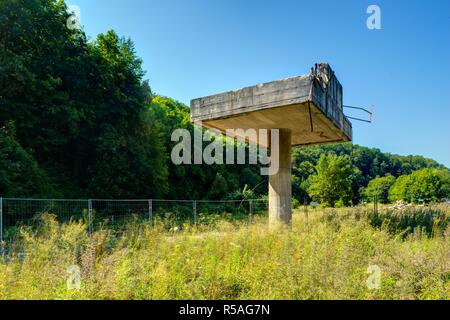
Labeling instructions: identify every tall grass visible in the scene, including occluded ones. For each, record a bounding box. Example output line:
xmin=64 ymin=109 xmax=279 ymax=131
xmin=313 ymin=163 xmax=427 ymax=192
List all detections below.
xmin=0 ymin=206 xmax=449 ymax=300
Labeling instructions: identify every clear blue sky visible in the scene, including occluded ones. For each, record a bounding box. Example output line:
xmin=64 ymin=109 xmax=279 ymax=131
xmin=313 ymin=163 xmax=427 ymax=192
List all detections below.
xmin=74 ymin=0 xmax=450 ymax=167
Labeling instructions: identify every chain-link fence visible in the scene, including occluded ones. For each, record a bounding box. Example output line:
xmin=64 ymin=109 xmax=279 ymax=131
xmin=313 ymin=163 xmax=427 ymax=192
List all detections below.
xmin=0 ymin=197 xmax=269 ymax=242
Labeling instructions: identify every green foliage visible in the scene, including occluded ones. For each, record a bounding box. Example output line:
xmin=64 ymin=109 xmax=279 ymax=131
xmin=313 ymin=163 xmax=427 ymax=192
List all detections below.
xmin=0 ymin=122 xmax=53 ymax=197
xmin=389 ymin=169 xmax=450 ymax=203
xmin=362 ymin=175 xmax=396 ymax=203
xmin=362 ymin=169 xmax=450 ymax=205
xmin=150 ymin=95 xmax=265 ymax=200
xmin=0 ymin=0 xmax=167 ymax=198
xmin=208 ymin=173 xmax=229 ymax=199
xmin=225 ymin=184 xmax=256 ymax=201
xmin=292 ymin=143 xmax=446 ymax=205
xmin=389 ymin=175 xmax=411 ymax=203
xmin=307 ymin=154 xmax=353 ymax=207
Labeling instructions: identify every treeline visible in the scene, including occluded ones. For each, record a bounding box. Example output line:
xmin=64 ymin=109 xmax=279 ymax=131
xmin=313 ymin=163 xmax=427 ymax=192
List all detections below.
xmin=1 ymin=0 xmax=448 ymax=205
xmin=292 ymin=145 xmax=449 ymax=206
xmin=362 ymin=169 xmax=450 ymax=204
xmin=0 ymin=0 xmax=262 ymax=200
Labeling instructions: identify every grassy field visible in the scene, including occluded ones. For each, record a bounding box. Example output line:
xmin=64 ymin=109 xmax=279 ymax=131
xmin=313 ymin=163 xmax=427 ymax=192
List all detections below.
xmin=0 ymin=205 xmax=449 ymax=300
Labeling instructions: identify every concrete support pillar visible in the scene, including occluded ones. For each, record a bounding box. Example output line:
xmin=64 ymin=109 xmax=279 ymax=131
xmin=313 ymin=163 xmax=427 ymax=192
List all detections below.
xmin=268 ymin=129 xmax=292 ymax=228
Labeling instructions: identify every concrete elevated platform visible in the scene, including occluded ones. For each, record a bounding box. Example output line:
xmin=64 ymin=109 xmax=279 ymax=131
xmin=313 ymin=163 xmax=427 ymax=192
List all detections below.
xmin=190 ymin=64 xmax=352 ymax=227
xmin=191 ymin=64 xmax=352 ymax=147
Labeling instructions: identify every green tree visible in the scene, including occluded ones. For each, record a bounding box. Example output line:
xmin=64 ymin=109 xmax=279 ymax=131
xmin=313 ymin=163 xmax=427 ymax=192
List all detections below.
xmin=208 ymin=173 xmax=229 ymax=199
xmin=389 ymin=175 xmax=412 ymax=202
xmin=152 ymin=95 xmax=265 ymax=200
xmin=0 ymin=122 xmax=53 ymax=197
xmin=86 ymin=31 xmax=169 ymax=198
xmin=1 ymin=1 xmax=169 ymax=198
xmin=291 ymin=143 xmax=446 ymax=206
xmin=389 ymin=169 xmax=450 ymax=203
xmin=307 ymin=154 xmax=353 ymax=207
xmin=362 ymin=175 xmax=396 ymax=203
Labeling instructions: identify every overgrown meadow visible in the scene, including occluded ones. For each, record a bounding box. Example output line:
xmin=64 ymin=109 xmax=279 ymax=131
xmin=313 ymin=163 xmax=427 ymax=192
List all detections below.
xmin=0 ymin=205 xmax=448 ymax=300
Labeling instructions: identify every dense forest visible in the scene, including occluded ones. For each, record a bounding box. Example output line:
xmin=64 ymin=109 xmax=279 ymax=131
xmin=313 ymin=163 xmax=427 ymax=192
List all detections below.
xmin=1 ymin=0 xmax=449 ymax=205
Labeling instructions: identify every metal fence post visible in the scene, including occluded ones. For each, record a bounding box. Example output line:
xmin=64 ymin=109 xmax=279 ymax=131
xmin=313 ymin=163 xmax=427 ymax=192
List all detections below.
xmin=249 ymin=200 xmax=253 ymax=223
xmin=373 ymin=194 xmax=378 ymax=215
xmin=0 ymin=197 xmax=3 ymax=244
xmin=373 ymin=195 xmax=376 ymax=214
xmin=148 ymin=199 xmax=153 ymax=227
xmin=376 ymin=194 xmax=379 ymax=214
xmin=193 ymin=200 xmax=197 ymax=225
xmin=88 ymin=199 xmax=93 ymax=235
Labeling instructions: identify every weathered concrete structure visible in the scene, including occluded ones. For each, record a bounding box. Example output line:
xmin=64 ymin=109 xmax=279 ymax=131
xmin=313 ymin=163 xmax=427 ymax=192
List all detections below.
xmin=191 ymin=64 xmax=352 ymax=226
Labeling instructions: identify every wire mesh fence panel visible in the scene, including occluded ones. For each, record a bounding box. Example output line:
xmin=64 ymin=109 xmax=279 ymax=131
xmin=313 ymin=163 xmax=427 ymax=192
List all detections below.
xmin=1 ymin=198 xmax=88 ymax=240
xmin=152 ymin=200 xmax=195 ymax=229
xmin=92 ymin=200 xmax=151 ymax=232
xmin=195 ymin=199 xmax=269 ymax=224
xmin=196 ymin=200 xmax=247 ymax=224
xmin=0 ymin=198 xmax=270 ymax=241
xmin=251 ymin=199 xmax=269 ymax=218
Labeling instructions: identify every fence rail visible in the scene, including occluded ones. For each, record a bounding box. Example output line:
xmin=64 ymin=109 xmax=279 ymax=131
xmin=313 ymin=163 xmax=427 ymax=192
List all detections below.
xmin=0 ymin=197 xmax=269 ymax=242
